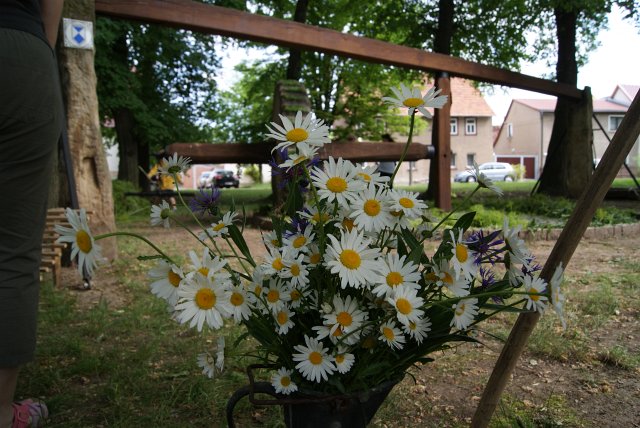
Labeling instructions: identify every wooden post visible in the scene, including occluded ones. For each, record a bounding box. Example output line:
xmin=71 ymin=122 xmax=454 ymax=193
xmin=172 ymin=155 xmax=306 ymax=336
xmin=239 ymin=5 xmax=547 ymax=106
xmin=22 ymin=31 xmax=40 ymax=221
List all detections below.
xmin=472 ymin=90 xmax=640 ymax=427
xmin=433 ymin=73 xmax=451 ymax=211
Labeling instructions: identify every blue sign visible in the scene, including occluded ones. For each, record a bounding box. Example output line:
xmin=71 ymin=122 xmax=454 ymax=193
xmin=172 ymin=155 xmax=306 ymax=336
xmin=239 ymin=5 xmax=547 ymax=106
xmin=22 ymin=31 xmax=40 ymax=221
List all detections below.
xmin=63 ymin=18 xmax=94 ymax=50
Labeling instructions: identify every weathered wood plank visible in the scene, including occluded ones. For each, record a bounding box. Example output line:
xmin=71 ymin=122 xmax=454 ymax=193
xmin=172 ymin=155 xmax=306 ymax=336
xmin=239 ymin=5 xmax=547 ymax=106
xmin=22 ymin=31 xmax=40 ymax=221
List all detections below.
xmin=472 ymin=90 xmax=640 ymax=427
xmin=163 ymin=141 xmax=435 ymax=164
xmin=94 ymin=0 xmax=582 ymax=99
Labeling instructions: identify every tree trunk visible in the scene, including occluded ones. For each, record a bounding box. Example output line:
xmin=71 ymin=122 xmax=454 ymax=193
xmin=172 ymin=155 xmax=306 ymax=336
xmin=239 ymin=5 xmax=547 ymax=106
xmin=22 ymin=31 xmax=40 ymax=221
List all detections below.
xmin=424 ymin=0 xmax=454 ymax=204
xmin=537 ymin=7 xmax=592 ymax=198
xmin=115 ymin=107 xmax=138 ymax=184
xmin=56 ymin=0 xmax=117 ymax=260
xmin=285 ymin=0 xmax=309 ymax=80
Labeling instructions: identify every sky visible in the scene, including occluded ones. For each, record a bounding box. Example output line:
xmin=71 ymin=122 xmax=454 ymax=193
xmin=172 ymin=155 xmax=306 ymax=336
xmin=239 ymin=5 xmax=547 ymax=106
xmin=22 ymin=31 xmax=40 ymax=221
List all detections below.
xmin=216 ymin=6 xmax=640 ymax=126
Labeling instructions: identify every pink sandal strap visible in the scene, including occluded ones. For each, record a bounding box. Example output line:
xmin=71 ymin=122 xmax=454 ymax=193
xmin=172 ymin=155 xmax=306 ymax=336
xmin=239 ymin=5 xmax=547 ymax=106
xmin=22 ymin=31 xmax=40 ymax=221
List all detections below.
xmin=11 ymin=399 xmax=48 ymax=428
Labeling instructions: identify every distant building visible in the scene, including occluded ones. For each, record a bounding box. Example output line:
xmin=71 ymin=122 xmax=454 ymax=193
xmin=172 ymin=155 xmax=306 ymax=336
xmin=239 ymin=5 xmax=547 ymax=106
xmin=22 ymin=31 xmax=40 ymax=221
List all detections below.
xmin=391 ymin=78 xmax=495 ymax=185
xmin=494 ymin=84 xmax=639 ymax=179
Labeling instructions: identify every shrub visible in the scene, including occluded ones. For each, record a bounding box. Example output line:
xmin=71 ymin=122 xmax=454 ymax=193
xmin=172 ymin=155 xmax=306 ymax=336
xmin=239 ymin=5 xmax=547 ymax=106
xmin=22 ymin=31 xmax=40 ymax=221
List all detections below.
xmin=112 ymin=180 xmax=149 ymax=219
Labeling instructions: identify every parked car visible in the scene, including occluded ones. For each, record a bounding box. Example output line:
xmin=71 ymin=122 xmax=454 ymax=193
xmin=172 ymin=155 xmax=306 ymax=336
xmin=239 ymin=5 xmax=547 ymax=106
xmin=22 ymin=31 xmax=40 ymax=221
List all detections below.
xmin=454 ymin=162 xmax=515 ymax=183
xmin=198 ymin=171 xmax=214 ymax=188
xmin=212 ymin=169 xmax=240 ymax=188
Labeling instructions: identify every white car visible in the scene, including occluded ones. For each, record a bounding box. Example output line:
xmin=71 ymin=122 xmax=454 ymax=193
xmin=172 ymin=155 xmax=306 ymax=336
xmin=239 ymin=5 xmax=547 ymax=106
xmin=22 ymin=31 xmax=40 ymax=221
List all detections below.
xmin=454 ymin=162 xmax=515 ymax=183
xmin=198 ymin=171 xmax=214 ymax=188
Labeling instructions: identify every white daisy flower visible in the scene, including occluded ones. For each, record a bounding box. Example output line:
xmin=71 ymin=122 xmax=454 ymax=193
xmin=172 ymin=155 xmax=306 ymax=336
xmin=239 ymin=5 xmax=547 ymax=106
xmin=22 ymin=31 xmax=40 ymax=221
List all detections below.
xmin=228 ymin=284 xmax=252 ymax=322
xmin=470 ymin=162 xmax=504 ymax=196
xmin=280 ymin=254 xmax=310 ymax=288
xmin=299 ymin=205 xmax=332 ymax=226
xmin=262 ymin=230 xmax=283 ymax=250
xmin=148 ymin=259 xmax=184 ymax=307
xmin=262 ymin=247 xmax=288 ymax=276
xmin=201 ymin=211 xmax=239 ymax=240
xmin=186 ymin=247 xmax=231 ymax=284
xmin=382 ymin=83 xmax=448 ymax=117
xmin=379 ymin=320 xmax=406 ymax=350
xmin=264 ymin=279 xmax=291 ymax=314
xmin=55 ymin=208 xmax=102 ymax=277
xmin=372 ymin=253 xmax=421 ymax=297
xmin=388 ymin=189 xmax=427 ymax=219
xmin=334 ymin=348 xmax=355 ymax=374
xmin=287 ymin=287 xmax=306 ymax=309
xmin=449 ymin=230 xmax=478 ymax=281
xmin=502 ymin=218 xmax=531 ymax=267
xmin=402 ymin=317 xmax=432 ymax=344
xmin=283 ymin=224 xmax=315 ymax=254
xmin=450 ymin=298 xmax=479 ymax=330
xmin=274 ymin=306 xmax=295 ymax=335
xmin=350 ymin=184 xmax=394 ymax=233
xmin=387 ymin=286 xmax=425 ymax=326
xmin=215 ymin=336 xmax=225 ymax=371
xmin=158 ymin=152 xmax=191 ymax=176
xmin=293 ymin=335 xmax=337 ymax=383
xmin=279 ymin=145 xmax=319 ymax=170
xmin=325 ymin=229 xmax=381 ymax=289
xmin=354 ymin=164 xmax=390 ymax=187
xmin=150 ymin=200 xmax=174 ymax=228
xmin=311 ymin=157 xmax=365 ymax=206
xmin=175 ymin=273 xmax=231 ymax=331
xmin=317 ymin=295 xmax=367 ymax=345
xmin=304 ymin=243 xmax=323 ymax=266
xmin=267 ymin=111 xmax=330 ymax=153
xmin=271 ymin=367 xmax=298 ymax=395
xmin=523 ymin=275 xmax=548 ymax=313
xmin=197 ymin=352 xmax=216 ymax=378
xmin=432 ymin=259 xmax=470 ymax=297
xmin=549 ymin=263 xmax=566 ymax=329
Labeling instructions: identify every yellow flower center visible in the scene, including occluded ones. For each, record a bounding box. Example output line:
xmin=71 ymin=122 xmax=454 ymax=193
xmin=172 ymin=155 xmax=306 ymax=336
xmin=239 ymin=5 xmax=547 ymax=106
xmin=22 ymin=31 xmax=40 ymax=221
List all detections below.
xmin=332 ymin=326 xmax=344 ymax=337
xmin=230 ymin=292 xmax=244 ymax=306
xmin=340 ymin=249 xmax=361 ymax=269
xmin=335 ymin=354 xmax=345 ymax=364
xmin=198 ymin=267 xmax=210 ymax=277
xmin=408 ymin=321 xmax=417 ymax=331
xmin=213 ymin=223 xmax=225 ymax=232
xmin=168 ymin=270 xmax=181 ymax=287
xmin=357 ymin=172 xmax=372 ymax=182
xmin=456 ymin=243 xmax=468 ymax=263
xmin=455 ymin=303 xmax=466 ymax=316
xmin=326 ymin=177 xmax=348 ymax=193
xmin=336 ymin=311 xmax=353 ymax=327
xmin=386 ymin=272 xmax=403 ymax=287
xmin=529 ymin=287 xmax=540 ymax=301
xmin=309 ymin=253 xmax=322 ymax=264
xmin=382 ymin=326 xmax=395 ymax=340
xmin=425 ymin=272 xmax=438 ymax=282
xmin=290 ymin=264 xmax=300 ymax=276
xmin=391 ymin=210 xmax=403 ymax=218
xmin=286 ymin=127 xmax=309 ymax=143
xmin=267 ymin=289 xmax=280 ymax=303
xmin=76 ymin=230 xmax=92 ymax=253
xmin=363 ymin=199 xmax=381 ymax=216
xmin=396 ymin=298 xmax=412 ymax=315
xmin=281 ymin=376 xmax=291 ymax=387
xmin=342 ymin=218 xmax=355 ymax=231
xmin=195 ymin=288 xmax=216 ymax=309
xmin=399 ymin=197 xmax=414 ymax=208
xmin=292 ymin=155 xmax=307 ymax=165
xmin=277 ymin=310 xmax=288 ymax=325
xmin=271 ymin=239 xmax=280 ymax=247
xmin=312 ymin=212 xmax=330 ymax=223
xmin=253 ymin=285 xmax=263 ymax=295
xmin=309 ymin=351 xmax=323 ymax=365
xmin=442 ymin=272 xmax=453 ymax=284
xmin=290 ymin=289 xmax=301 ymax=301
xmin=403 ymin=97 xmax=424 ymax=108
xmin=293 ymin=236 xmax=306 ymax=248
xmin=272 ymin=258 xmax=284 ymax=271
xmin=160 ymin=208 xmax=171 ymax=219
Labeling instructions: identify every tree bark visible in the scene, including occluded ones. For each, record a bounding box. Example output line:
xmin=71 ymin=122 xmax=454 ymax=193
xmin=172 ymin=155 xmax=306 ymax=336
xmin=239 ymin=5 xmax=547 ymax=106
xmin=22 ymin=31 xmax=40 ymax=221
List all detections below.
xmin=537 ymin=7 xmax=592 ymax=198
xmin=56 ymin=0 xmax=117 ymax=260
xmin=424 ymin=0 xmax=454 ymax=204
xmin=115 ymin=107 xmax=138 ymax=184
xmin=285 ymin=0 xmax=309 ymax=80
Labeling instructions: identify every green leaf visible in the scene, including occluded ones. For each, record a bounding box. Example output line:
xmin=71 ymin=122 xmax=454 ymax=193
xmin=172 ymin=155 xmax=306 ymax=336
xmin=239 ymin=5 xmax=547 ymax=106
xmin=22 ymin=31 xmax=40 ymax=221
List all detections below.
xmin=453 ymin=211 xmax=476 ymax=232
xmin=227 ymin=224 xmax=256 ymax=267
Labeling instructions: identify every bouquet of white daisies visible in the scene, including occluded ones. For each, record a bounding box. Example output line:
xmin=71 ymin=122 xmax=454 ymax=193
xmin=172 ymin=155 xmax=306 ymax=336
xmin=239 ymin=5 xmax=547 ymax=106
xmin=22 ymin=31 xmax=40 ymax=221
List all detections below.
xmin=56 ymin=83 xmax=565 ymax=396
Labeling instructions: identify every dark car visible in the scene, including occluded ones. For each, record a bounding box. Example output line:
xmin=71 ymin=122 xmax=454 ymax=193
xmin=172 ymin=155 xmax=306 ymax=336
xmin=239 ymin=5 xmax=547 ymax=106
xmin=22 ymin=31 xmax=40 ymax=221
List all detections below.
xmin=212 ymin=169 xmax=240 ymax=188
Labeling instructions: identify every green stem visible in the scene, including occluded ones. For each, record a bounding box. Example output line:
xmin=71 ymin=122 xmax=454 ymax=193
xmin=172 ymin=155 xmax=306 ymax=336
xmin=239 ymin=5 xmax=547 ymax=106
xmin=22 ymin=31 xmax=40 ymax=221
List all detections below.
xmin=390 ymin=111 xmax=416 ymax=185
xmin=94 ymin=231 xmax=175 ymax=264
xmin=224 ymin=236 xmax=251 ymax=276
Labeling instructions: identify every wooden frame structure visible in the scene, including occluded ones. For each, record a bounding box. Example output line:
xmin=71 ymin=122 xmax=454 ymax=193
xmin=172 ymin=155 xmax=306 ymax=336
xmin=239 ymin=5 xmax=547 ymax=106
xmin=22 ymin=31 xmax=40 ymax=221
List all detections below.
xmin=93 ymin=2 xmax=640 ymax=426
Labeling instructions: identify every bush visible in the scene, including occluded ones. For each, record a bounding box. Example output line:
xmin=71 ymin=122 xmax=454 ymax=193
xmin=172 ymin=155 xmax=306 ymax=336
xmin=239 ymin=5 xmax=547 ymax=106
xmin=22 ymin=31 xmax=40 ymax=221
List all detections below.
xmin=243 ymin=164 xmax=262 ymax=183
xmin=112 ymin=180 xmax=150 ymax=220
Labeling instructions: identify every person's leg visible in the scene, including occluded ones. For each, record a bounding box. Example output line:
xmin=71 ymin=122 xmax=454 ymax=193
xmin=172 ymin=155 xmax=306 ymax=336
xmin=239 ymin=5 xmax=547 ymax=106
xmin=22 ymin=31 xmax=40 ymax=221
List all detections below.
xmin=0 ymin=368 xmax=19 ymax=427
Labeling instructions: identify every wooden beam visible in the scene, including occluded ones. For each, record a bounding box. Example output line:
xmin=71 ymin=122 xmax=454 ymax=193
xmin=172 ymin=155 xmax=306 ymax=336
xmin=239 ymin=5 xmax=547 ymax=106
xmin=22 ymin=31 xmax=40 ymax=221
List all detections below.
xmin=472 ymin=90 xmax=640 ymax=427
xmin=95 ymin=0 xmax=582 ymax=99
xmin=433 ymin=74 xmax=452 ymax=211
xmin=164 ymin=141 xmax=435 ymax=164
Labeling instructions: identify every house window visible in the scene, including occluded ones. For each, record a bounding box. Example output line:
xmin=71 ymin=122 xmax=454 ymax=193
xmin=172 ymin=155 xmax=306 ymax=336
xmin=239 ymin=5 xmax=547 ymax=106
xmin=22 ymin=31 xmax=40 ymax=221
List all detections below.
xmin=450 ymin=118 xmax=458 ymax=135
xmin=465 ymin=118 xmax=477 ymax=135
xmin=608 ymin=115 xmax=624 ymax=132
xmin=507 ymin=123 xmax=514 ymax=138
xmin=450 ymin=152 xmax=456 ymax=168
xmin=466 ymin=153 xmax=476 ymax=167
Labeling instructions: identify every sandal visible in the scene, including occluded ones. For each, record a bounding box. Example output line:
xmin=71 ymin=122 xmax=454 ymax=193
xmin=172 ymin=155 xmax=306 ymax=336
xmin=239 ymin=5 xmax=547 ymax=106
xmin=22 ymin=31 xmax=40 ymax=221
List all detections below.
xmin=11 ymin=399 xmax=48 ymax=428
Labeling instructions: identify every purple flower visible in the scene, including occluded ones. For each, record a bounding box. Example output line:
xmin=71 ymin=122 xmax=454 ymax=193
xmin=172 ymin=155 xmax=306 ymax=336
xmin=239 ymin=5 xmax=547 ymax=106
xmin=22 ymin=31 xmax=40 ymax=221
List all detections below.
xmin=189 ymin=187 xmax=221 ymax=217
xmin=467 ymin=229 xmax=504 ymax=265
xmin=269 ymin=149 xmax=319 ymax=192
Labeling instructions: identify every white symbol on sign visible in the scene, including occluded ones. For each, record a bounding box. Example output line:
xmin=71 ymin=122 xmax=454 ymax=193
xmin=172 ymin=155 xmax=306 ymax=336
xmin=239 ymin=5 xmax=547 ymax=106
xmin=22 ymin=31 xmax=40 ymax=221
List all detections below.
xmin=63 ymin=18 xmax=94 ymax=50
